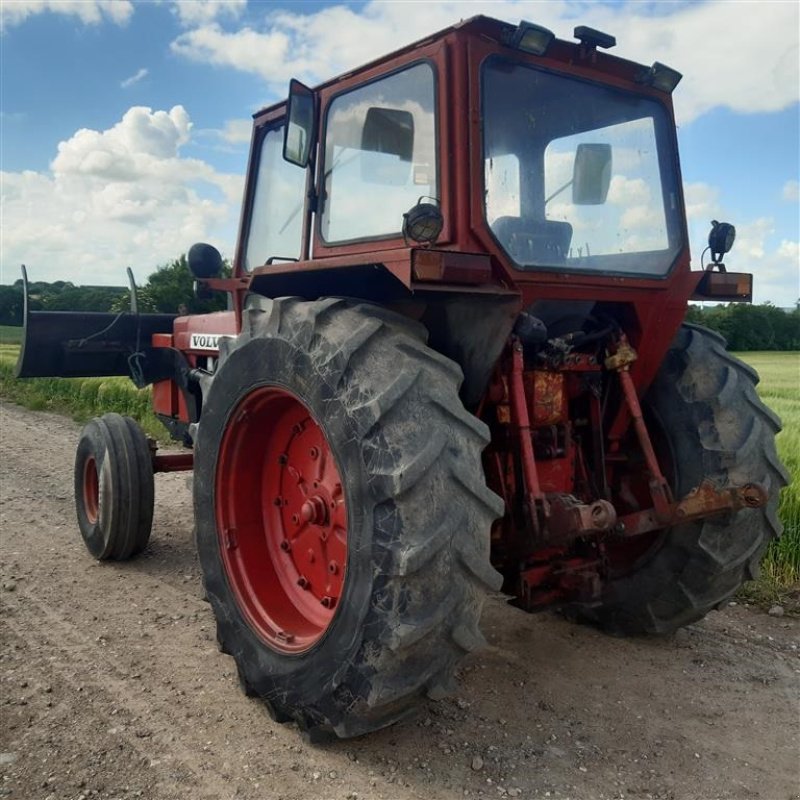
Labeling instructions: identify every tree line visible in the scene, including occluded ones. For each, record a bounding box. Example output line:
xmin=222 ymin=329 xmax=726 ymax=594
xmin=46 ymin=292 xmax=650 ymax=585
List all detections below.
xmin=1 ymin=259 xmax=797 ymax=351
xmin=685 ymin=303 xmax=800 ymax=351
xmin=0 ymin=255 xmax=228 ymax=326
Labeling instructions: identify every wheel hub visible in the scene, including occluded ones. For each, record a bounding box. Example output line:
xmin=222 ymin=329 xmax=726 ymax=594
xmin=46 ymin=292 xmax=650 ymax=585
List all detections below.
xmin=215 ymin=387 xmax=348 ymax=654
xmin=83 ymin=456 xmax=99 ymax=524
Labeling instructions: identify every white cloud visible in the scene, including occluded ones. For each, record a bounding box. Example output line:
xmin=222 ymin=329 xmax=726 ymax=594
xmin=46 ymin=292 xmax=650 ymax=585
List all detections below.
xmin=169 ymin=1 xmax=799 ymax=124
xmin=683 ymin=181 xmax=722 ymax=224
xmin=170 ymin=0 xmax=246 ymax=27
xmin=783 ymin=180 xmax=800 ymax=202
xmin=0 ymin=0 xmax=133 ymax=29
xmin=748 ymin=237 xmax=800 ymax=306
xmin=0 ymin=106 xmax=242 ymax=285
xmin=219 ymin=118 xmax=252 ymax=145
xmin=120 ymin=67 xmax=148 ymax=89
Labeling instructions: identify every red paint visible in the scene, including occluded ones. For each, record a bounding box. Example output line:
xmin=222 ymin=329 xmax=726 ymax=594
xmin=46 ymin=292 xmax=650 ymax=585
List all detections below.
xmin=509 ymin=341 xmax=544 ymax=506
xmin=214 ymin=387 xmax=347 ymax=653
xmin=83 ymin=456 xmax=99 ymax=524
xmin=152 ymin=453 xmax=194 ymax=473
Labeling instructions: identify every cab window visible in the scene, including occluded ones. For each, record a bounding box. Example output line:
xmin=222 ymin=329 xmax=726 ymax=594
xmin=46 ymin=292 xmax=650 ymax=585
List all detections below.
xmin=321 ymin=62 xmax=437 ymax=243
xmin=244 ymin=123 xmax=307 ymax=270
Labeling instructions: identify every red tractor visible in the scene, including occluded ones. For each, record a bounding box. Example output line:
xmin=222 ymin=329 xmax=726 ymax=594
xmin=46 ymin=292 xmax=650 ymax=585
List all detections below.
xmin=17 ymin=16 xmax=787 ymax=740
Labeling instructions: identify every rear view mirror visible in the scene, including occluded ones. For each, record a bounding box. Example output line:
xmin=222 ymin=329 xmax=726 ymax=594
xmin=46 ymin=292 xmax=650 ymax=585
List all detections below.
xmin=284 ymin=79 xmax=316 ymax=168
xmin=360 ymin=107 xmax=414 ymax=185
xmin=188 ymin=242 xmax=223 ymax=279
xmin=572 ymin=143 xmax=612 ymax=205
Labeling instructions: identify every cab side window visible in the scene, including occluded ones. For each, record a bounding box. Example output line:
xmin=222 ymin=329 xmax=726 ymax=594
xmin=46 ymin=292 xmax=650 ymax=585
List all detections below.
xmin=244 ymin=123 xmax=307 ymax=270
xmin=321 ymin=62 xmax=437 ymax=243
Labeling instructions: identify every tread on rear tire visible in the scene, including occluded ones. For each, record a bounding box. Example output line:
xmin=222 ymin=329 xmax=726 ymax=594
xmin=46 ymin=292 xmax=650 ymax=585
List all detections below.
xmin=193 ymin=297 xmax=504 ymax=738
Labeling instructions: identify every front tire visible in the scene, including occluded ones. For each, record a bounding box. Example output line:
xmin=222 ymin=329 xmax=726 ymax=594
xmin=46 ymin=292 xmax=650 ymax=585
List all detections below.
xmin=74 ymin=413 xmax=154 ymax=560
xmin=574 ymin=324 xmax=788 ymax=635
xmin=193 ymin=298 xmax=503 ymax=738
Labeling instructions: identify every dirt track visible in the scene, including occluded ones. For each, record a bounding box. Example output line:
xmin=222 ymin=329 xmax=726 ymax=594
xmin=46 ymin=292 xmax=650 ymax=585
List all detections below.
xmin=1 ymin=401 xmax=798 ymax=800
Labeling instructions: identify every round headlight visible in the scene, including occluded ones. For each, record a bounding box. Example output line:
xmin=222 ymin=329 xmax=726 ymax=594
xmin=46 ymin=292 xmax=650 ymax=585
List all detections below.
xmin=708 ymin=220 xmax=736 ymax=262
xmin=402 ymin=199 xmax=443 ymax=245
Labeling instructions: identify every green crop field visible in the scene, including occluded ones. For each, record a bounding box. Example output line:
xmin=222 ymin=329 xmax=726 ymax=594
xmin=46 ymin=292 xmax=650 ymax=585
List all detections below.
xmin=1 ymin=340 xmax=797 ymax=593
xmin=0 ymin=343 xmax=164 ymax=440
xmin=0 ymin=325 xmax=23 ymax=345
xmin=736 ymin=352 xmax=800 ymax=592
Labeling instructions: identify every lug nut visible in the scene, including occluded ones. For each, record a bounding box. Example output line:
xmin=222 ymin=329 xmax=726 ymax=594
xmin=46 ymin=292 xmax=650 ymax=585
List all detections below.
xmin=320 ymin=596 xmax=335 ymax=609
xmin=279 ymin=540 xmax=291 ymax=552
xmin=297 ymin=576 xmax=309 ymax=589
xmin=309 ymin=446 xmax=320 ymax=459
xmin=328 ymin=561 xmax=339 ymax=575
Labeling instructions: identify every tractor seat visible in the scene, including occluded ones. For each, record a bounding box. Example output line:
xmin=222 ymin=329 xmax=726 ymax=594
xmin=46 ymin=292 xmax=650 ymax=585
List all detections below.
xmin=491 ymin=217 xmax=573 ymax=266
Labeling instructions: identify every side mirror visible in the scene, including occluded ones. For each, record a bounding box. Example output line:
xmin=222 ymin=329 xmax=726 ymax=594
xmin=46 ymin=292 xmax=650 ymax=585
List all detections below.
xmin=360 ymin=107 xmax=414 ymax=185
xmin=284 ymin=79 xmax=316 ymax=168
xmin=188 ymin=242 xmax=223 ymax=279
xmin=572 ymin=143 xmax=612 ymax=205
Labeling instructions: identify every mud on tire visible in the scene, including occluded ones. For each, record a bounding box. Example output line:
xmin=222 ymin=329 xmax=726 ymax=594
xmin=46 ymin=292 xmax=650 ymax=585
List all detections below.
xmin=193 ymin=297 xmax=503 ymax=738
xmin=573 ymin=323 xmax=789 ymax=635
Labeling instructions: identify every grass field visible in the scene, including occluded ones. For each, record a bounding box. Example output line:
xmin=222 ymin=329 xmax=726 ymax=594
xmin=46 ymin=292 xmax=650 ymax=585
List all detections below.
xmin=0 ymin=325 xmax=23 ymax=345
xmin=0 ymin=335 xmax=797 ymax=591
xmin=736 ymin=352 xmax=800 ymax=593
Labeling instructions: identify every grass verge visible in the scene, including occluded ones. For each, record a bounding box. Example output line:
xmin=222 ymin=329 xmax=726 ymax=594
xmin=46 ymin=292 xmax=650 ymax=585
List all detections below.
xmin=0 ymin=344 xmax=165 ymax=441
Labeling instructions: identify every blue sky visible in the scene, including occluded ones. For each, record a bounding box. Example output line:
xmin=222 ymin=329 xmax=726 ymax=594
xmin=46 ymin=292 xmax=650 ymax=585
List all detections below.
xmin=1 ymin=0 xmax=798 ymax=304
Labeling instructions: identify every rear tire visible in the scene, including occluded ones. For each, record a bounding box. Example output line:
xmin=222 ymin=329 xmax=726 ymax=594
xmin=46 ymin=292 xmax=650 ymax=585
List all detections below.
xmin=74 ymin=413 xmax=155 ymax=560
xmin=193 ymin=297 xmax=503 ymax=738
xmin=573 ymin=324 xmax=788 ymax=635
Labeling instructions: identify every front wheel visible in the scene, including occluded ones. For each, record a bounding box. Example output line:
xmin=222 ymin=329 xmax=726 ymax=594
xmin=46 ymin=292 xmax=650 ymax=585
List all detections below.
xmin=74 ymin=413 xmax=154 ymax=560
xmin=572 ymin=324 xmax=788 ymax=635
xmin=193 ymin=298 xmax=503 ymax=738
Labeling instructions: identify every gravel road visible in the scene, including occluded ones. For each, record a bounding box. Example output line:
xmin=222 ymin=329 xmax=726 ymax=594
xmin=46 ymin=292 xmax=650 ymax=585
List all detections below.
xmin=1 ymin=402 xmax=798 ymax=800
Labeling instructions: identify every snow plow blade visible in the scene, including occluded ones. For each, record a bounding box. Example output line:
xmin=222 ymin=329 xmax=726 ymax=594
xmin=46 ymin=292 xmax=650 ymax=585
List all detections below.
xmin=15 ymin=308 xmax=176 ymax=379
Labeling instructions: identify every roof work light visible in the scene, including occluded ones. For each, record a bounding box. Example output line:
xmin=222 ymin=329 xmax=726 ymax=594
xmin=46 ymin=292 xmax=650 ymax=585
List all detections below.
xmin=638 ymin=62 xmax=683 ymax=93
xmin=509 ymin=21 xmax=555 ymax=56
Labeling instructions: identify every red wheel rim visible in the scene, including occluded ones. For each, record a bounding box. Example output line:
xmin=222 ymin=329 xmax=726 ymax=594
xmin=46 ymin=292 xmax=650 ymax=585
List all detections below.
xmin=215 ymin=387 xmax=348 ymax=654
xmin=83 ymin=456 xmax=100 ymax=524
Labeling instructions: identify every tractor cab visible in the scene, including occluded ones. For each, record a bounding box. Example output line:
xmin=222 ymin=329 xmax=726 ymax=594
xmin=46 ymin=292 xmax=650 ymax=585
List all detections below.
xmin=229 ymin=16 xmax=748 ymax=402
xmin=238 ymin=18 xmax=692 ymax=284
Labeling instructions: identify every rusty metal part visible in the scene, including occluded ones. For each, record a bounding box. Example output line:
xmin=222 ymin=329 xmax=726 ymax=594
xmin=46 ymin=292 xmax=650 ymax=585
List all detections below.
xmin=519 ymin=551 xmax=602 ymax=610
xmin=152 ymin=452 xmax=194 ymax=473
xmin=609 ymin=334 xmax=673 ymax=519
xmin=509 ymin=339 xmax=547 ymax=530
xmin=528 ymin=370 xmax=565 ymax=426
xmin=676 ymin=480 xmax=767 ymax=517
xmin=544 ymin=493 xmax=617 ymax=543
xmin=616 ymin=479 xmax=768 ymax=537
xmin=604 ymin=339 xmax=638 ymax=371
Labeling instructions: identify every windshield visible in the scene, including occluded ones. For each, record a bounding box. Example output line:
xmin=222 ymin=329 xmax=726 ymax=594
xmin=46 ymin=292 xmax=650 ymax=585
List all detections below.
xmin=482 ymin=57 xmax=684 ymax=276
